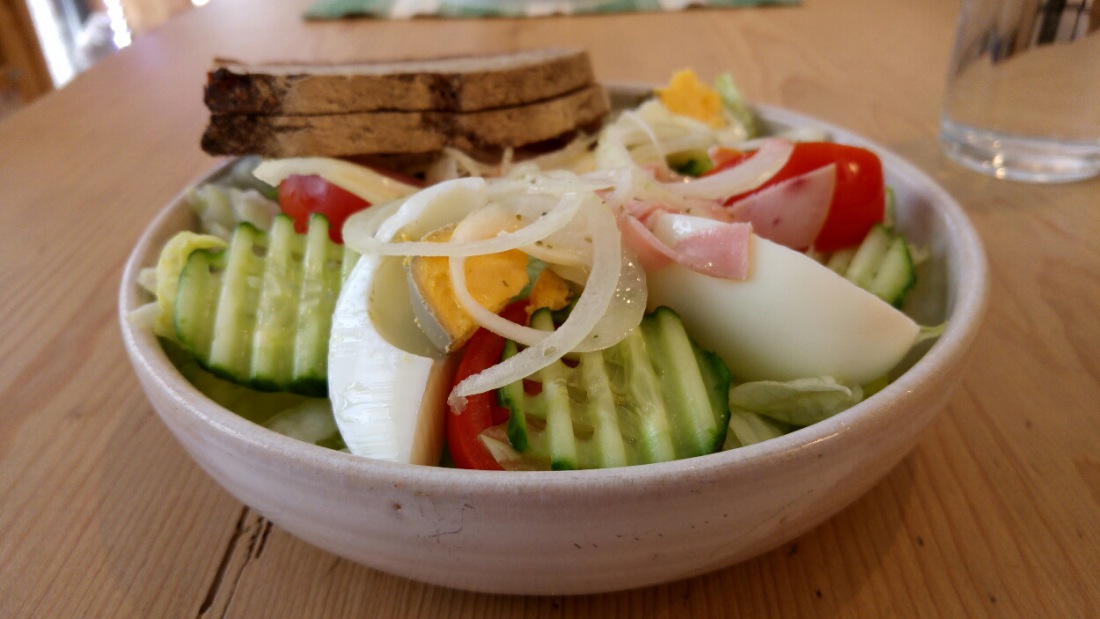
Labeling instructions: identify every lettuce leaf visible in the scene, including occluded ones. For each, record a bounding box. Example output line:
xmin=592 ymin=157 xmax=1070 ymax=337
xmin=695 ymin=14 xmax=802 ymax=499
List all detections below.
xmin=714 ymin=73 xmax=758 ymax=140
xmin=724 ymin=409 xmax=792 ymax=449
xmin=729 ymin=376 xmax=863 ymax=427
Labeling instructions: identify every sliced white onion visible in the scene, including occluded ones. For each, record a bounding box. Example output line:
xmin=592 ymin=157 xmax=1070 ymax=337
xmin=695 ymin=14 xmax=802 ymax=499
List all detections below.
xmin=663 ymin=138 xmax=793 ymax=199
xmin=544 ymin=263 xmax=590 ymax=286
xmin=341 ymin=199 xmax=406 ymax=246
xmin=448 ymin=202 xmax=624 ymax=409
xmin=494 ymin=171 xmax=617 ymax=200
xmin=353 ymin=190 xmax=583 ymax=258
xmin=445 ymin=191 xmax=587 ymax=347
xmin=594 ymin=122 xmax=638 ymax=171
xmin=447 ymin=190 xmax=645 ymax=355
xmin=519 ymin=211 xmax=595 ymax=268
xmin=608 ymin=161 xmax=716 ymax=217
xmin=622 ymin=109 xmax=668 ymax=165
xmin=570 ymin=250 xmax=646 ymax=354
xmin=521 ymin=239 xmax=591 ymax=269
xmin=521 ymin=133 xmax=599 ymax=174
xmin=371 ymin=177 xmax=489 ymax=244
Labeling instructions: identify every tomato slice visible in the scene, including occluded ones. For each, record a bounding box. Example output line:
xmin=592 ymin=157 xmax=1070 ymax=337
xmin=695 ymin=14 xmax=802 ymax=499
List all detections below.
xmin=446 ymin=300 xmax=529 ymax=471
xmin=277 ymin=174 xmax=371 ymax=244
xmin=708 ymin=142 xmax=886 ymax=252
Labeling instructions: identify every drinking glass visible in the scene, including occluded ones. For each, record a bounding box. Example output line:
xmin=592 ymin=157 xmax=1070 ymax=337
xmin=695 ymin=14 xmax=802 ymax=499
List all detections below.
xmin=939 ymin=0 xmax=1100 ymax=183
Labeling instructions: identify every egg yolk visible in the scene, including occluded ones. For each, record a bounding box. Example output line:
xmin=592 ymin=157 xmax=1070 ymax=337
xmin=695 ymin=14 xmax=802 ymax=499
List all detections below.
xmin=658 ymin=69 xmax=726 ymax=128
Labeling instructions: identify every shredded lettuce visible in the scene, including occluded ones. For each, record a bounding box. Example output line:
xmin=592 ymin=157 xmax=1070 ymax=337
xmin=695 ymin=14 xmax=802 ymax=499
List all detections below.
xmin=185 ymin=182 xmax=280 ymax=240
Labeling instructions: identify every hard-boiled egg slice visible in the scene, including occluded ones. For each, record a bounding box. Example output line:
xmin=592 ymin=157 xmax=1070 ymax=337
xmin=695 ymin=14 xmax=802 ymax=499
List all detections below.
xmin=407 ymin=225 xmax=530 ymax=354
xmin=327 ymin=180 xmax=489 ymax=464
xmin=328 ymin=250 xmax=455 ymax=464
xmin=646 ymin=213 xmax=919 ymax=385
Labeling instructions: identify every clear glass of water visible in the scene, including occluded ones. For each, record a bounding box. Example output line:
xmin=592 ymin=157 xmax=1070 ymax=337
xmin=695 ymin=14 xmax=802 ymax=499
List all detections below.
xmin=939 ymin=0 xmax=1100 ymax=183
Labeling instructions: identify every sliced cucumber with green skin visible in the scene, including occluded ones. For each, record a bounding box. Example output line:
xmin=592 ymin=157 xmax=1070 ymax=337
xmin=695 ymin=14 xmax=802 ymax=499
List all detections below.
xmin=251 ymin=215 xmax=305 ymax=390
xmin=174 ymin=213 xmax=358 ymax=396
xmin=838 ymin=223 xmax=917 ymax=307
xmin=499 ymin=306 xmax=731 ymax=470
xmin=579 ymin=349 xmax=629 ymax=468
xmin=825 ymin=247 xmax=856 ymax=275
xmin=844 ymin=224 xmax=893 ymax=290
xmin=293 ymin=215 xmax=350 ymax=393
xmin=499 ymin=339 xmax=529 ymax=452
xmin=868 ymin=235 xmax=917 ymax=308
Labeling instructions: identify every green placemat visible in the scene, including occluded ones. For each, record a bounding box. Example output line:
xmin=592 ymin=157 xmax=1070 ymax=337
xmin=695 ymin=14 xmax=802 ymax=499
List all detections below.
xmin=306 ymin=0 xmax=796 ymax=20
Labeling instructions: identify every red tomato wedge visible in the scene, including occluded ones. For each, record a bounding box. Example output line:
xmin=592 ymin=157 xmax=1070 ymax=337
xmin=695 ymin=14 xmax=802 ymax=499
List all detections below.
xmin=277 ymin=174 xmax=372 ymax=244
xmin=708 ymin=142 xmax=886 ymax=252
xmin=446 ymin=300 xmax=530 ymax=471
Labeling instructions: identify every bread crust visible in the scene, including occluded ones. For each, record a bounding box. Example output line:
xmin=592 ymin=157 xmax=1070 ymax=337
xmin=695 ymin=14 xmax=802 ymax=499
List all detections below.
xmin=201 ymin=84 xmax=610 ymax=158
xmin=205 ymin=49 xmax=596 ymax=115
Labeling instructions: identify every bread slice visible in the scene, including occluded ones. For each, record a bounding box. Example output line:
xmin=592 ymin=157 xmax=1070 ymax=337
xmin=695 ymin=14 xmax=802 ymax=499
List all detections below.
xmin=205 ymin=48 xmax=596 ymax=115
xmin=202 ymin=83 xmax=610 ymax=158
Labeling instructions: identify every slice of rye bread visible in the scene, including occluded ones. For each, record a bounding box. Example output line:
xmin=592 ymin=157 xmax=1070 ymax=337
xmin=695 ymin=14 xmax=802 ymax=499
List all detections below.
xmin=201 ymin=84 xmax=611 ymax=158
xmin=204 ymin=49 xmax=596 ymax=115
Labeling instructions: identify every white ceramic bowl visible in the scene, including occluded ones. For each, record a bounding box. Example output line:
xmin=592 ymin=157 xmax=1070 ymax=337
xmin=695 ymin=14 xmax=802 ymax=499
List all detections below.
xmin=119 ymin=100 xmax=988 ymax=595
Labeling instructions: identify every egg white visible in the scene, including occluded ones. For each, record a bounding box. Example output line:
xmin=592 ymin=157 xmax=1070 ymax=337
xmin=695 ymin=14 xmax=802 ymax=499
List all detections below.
xmin=647 ymin=213 xmax=920 ymax=385
xmin=326 ymin=181 xmax=488 ymax=464
xmin=327 ymin=250 xmax=455 ymax=464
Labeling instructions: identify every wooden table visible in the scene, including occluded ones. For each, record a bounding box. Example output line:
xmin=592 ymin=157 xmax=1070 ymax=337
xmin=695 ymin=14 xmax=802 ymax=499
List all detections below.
xmin=3 ymin=0 xmax=1098 ymax=616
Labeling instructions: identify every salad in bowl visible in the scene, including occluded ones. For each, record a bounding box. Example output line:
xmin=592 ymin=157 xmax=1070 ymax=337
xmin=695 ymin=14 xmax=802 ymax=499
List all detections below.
xmin=120 ymin=68 xmax=986 ymax=593
xmin=132 ymin=71 xmax=940 ymax=470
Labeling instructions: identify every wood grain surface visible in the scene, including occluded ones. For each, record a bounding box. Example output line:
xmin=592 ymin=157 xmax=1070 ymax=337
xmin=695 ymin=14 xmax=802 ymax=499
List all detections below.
xmin=2 ymin=0 xmax=1098 ymax=617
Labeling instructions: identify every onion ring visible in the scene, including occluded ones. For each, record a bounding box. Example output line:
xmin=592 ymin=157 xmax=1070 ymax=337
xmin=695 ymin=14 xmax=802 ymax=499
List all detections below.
xmin=448 ymin=201 xmax=624 ymax=408
xmin=662 ymin=138 xmax=793 ymax=199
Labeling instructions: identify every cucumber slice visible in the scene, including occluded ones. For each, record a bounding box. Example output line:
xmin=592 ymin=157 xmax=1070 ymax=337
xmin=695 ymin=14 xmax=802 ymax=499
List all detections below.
xmin=825 ymin=247 xmax=856 ymax=275
xmin=251 ymin=215 xmax=305 ymax=390
xmin=839 ymin=223 xmax=918 ymax=307
xmin=499 ymin=306 xmax=731 ymax=470
xmin=844 ymin=224 xmax=893 ymax=290
xmin=578 ymin=349 xmax=628 ymax=468
xmin=293 ymin=215 xmax=352 ymax=394
xmin=643 ymin=309 xmax=724 ymax=457
xmin=174 ymin=248 xmax=223 ymax=363
xmin=868 ymin=235 xmax=917 ymax=307
xmin=174 ymin=214 xmax=358 ymax=396
xmin=498 ymin=339 xmax=529 ymax=452
xmin=525 ymin=310 xmax=579 ymax=469
xmin=610 ymin=318 xmax=677 ymax=464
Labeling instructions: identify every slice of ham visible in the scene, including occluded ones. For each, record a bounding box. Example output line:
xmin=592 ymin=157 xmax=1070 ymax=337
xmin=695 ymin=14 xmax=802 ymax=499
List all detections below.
xmin=669 ymin=223 xmax=752 ymax=280
xmin=619 ymin=211 xmax=752 ymax=280
xmin=624 ymin=200 xmax=676 ymax=228
xmin=726 ymin=163 xmax=836 ymax=250
xmin=619 ymin=214 xmax=674 ymax=272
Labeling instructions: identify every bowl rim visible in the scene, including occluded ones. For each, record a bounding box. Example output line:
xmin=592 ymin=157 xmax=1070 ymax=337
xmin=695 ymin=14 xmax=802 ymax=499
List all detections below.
xmin=118 ymin=95 xmax=989 ymax=497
